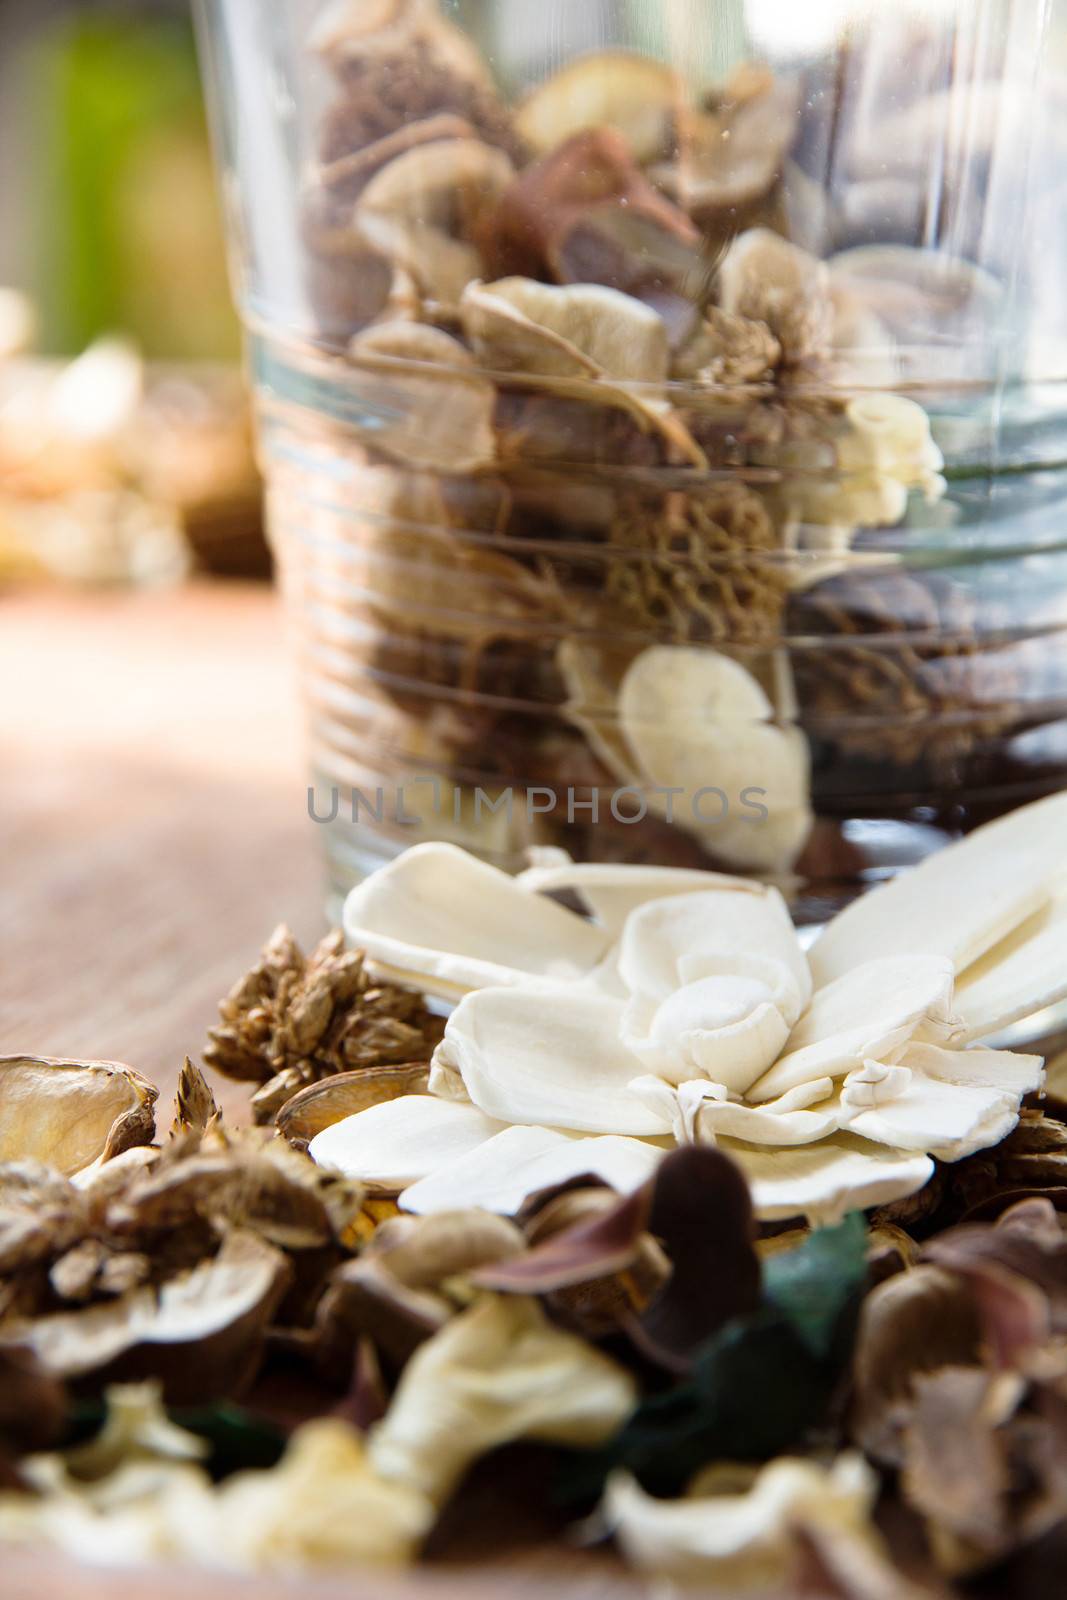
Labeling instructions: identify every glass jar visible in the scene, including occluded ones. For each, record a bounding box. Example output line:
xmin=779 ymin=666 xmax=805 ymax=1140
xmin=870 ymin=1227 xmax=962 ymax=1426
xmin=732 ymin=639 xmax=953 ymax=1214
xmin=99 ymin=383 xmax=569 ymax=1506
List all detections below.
xmin=195 ymin=0 xmax=1067 ymax=919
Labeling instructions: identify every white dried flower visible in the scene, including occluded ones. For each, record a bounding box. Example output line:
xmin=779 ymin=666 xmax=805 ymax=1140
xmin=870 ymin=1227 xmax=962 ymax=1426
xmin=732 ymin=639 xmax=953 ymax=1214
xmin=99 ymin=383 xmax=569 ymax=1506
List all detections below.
xmin=312 ymin=791 xmax=1067 ymax=1224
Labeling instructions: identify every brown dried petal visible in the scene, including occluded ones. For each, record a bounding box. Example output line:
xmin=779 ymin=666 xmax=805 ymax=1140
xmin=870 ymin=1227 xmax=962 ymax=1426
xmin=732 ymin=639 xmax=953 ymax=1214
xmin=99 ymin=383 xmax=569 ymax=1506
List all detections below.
xmin=278 ymin=1066 xmax=432 ymax=1153
xmin=0 ymin=1056 xmax=157 ymax=1179
xmin=849 ymin=1264 xmax=982 ymax=1466
xmin=348 ymin=321 xmax=498 ymax=474
xmin=6 ymin=1229 xmax=292 ymax=1403
xmin=356 ymin=137 xmax=514 ymax=304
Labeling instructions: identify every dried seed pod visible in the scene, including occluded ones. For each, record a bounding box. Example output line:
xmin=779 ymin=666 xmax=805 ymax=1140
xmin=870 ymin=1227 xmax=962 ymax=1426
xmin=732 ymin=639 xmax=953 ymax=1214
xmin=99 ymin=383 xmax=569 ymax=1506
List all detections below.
xmin=672 ymin=306 xmax=781 ymax=385
xmin=0 ymin=1056 xmax=157 ymax=1179
xmin=277 ymin=1065 xmax=432 ymax=1152
xmin=203 ymin=924 xmax=442 ymax=1122
xmin=515 ymin=51 xmax=680 ymax=163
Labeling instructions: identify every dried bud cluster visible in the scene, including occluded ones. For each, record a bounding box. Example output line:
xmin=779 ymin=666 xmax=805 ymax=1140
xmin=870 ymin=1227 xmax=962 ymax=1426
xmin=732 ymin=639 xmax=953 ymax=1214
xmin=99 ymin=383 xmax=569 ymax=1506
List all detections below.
xmin=203 ymin=926 xmax=443 ymax=1124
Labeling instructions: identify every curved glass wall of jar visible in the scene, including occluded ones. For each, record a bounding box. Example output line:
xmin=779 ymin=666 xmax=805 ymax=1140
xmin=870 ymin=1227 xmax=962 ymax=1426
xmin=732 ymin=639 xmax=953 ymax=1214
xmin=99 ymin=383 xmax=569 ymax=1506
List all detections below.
xmin=195 ymin=0 xmax=1067 ymax=915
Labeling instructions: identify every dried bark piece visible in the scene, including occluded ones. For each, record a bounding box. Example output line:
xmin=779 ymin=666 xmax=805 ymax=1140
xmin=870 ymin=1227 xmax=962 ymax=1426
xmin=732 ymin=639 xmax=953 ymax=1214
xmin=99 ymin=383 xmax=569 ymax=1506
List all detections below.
xmin=717 ymin=228 xmax=833 ymax=366
xmin=203 ymin=924 xmax=442 ymax=1124
xmin=277 ymin=1065 xmax=431 ymax=1153
xmin=515 ymin=51 xmax=680 ymax=163
xmin=0 ymin=1056 xmax=157 ymax=1179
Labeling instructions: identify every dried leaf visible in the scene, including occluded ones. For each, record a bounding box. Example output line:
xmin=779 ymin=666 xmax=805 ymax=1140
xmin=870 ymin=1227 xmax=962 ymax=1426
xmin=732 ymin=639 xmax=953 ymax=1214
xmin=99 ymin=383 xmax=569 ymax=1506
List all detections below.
xmin=0 ymin=1056 xmax=157 ymax=1178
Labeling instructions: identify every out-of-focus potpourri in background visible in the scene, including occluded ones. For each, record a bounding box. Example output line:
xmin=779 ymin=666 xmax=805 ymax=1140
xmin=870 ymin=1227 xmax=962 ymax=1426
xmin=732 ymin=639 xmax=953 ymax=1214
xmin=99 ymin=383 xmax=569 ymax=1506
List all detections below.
xmin=0 ymin=2 xmax=265 ymax=587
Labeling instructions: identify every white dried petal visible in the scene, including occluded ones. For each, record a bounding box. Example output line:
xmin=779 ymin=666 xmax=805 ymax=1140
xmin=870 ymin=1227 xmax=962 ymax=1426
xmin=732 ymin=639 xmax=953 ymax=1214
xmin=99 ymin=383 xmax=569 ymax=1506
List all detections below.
xmin=953 ymin=888 xmax=1067 ymax=1042
xmin=687 ymin=1078 xmax=840 ymax=1147
xmin=749 ymin=955 xmax=958 ymax=1103
xmin=308 ymin=1095 xmax=507 ymax=1190
xmin=839 ymin=1065 xmax=1023 ymax=1163
xmin=617 ymin=885 xmax=810 ymax=1012
xmin=357 ymin=139 xmax=514 ymax=304
xmin=810 ymin=789 xmax=1067 ymax=989
xmin=516 ymin=860 xmax=749 ymax=944
xmin=398 ymin=1124 xmax=663 ymax=1216
xmin=621 ymin=977 xmax=790 ymax=1094
xmin=435 ymin=986 xmax=670 ymax=1135
xmin=370 ymin=1296 xmax=635 ymax=1507
xmin=604 ymin=1453 xmax=879 ymax=1588
xmin=342 ymin=842 xmax=609 ymax=1000
xmin=723 ymin=1134 xmax=934 ymax=1224
xmin=839 ymin=1060 xmax=912 ymax=1111
xmin=462 ymin=277 xmax=669 ymax=385
xmin=515 ymin=52 xmax=680 ymax=162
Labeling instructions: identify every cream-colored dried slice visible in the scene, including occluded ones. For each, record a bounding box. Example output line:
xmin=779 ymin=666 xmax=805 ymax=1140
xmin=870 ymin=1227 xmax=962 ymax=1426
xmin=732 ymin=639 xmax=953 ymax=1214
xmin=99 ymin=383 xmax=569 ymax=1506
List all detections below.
xmin=462 ymin=278 xmax=669 ymax=384
xmin=308 ymin=1095 xmax=506 ymax=1190
xmin=347 ymin=322 xmax=496 ymax=475
xmin=0 ymin=1056 xmax=157 ymax=1177
xmin=603 ymin=1454 xmax=878 ymax=1588
xmin=748 ymin=955 xmax=957 ymax=1104
xmin=660 ymin=84 xmax=796 ymax=216
xmin=953 ymin=889 xmax=1067 ymax=1042
xmin=809 ymin=790 xmax=1067 ymax=989
xmin=436 ymin=986 xmax=670 ymax=1135
xmin=515 ymin=52 xmax=680 ymax=162
xmin=722 ymin=1134 xmax=934 ymax=1224
xmin=310 ymin=0 xmax=493 ymax=89
xmin=616 ymin=645 xmax=812 ymax=872
xmin=357 ymin=139 xmax=514 ymax=304
xmin=342 ymin=841 xmax=609 ymax=999
xmin=369 ymin=1294 xmax=635 ymax=1505
xmin=398 ymin=1124 xmax=663 ymax=1216
xmin=617 ymin=884 xmax=810 ymax=1011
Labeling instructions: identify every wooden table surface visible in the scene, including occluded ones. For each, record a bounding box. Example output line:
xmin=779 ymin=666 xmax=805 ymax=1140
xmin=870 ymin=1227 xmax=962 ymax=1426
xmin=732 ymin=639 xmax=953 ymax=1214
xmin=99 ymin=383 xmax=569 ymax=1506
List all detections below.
xmin=0 ymin=580 xmax=648 ymax=1600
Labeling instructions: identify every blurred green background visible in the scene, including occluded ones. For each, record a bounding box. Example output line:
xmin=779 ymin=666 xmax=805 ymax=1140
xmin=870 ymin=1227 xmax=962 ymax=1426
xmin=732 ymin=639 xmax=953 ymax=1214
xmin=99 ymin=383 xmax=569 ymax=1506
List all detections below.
xmin=0 ymin=0 xmax=238 ymax=359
